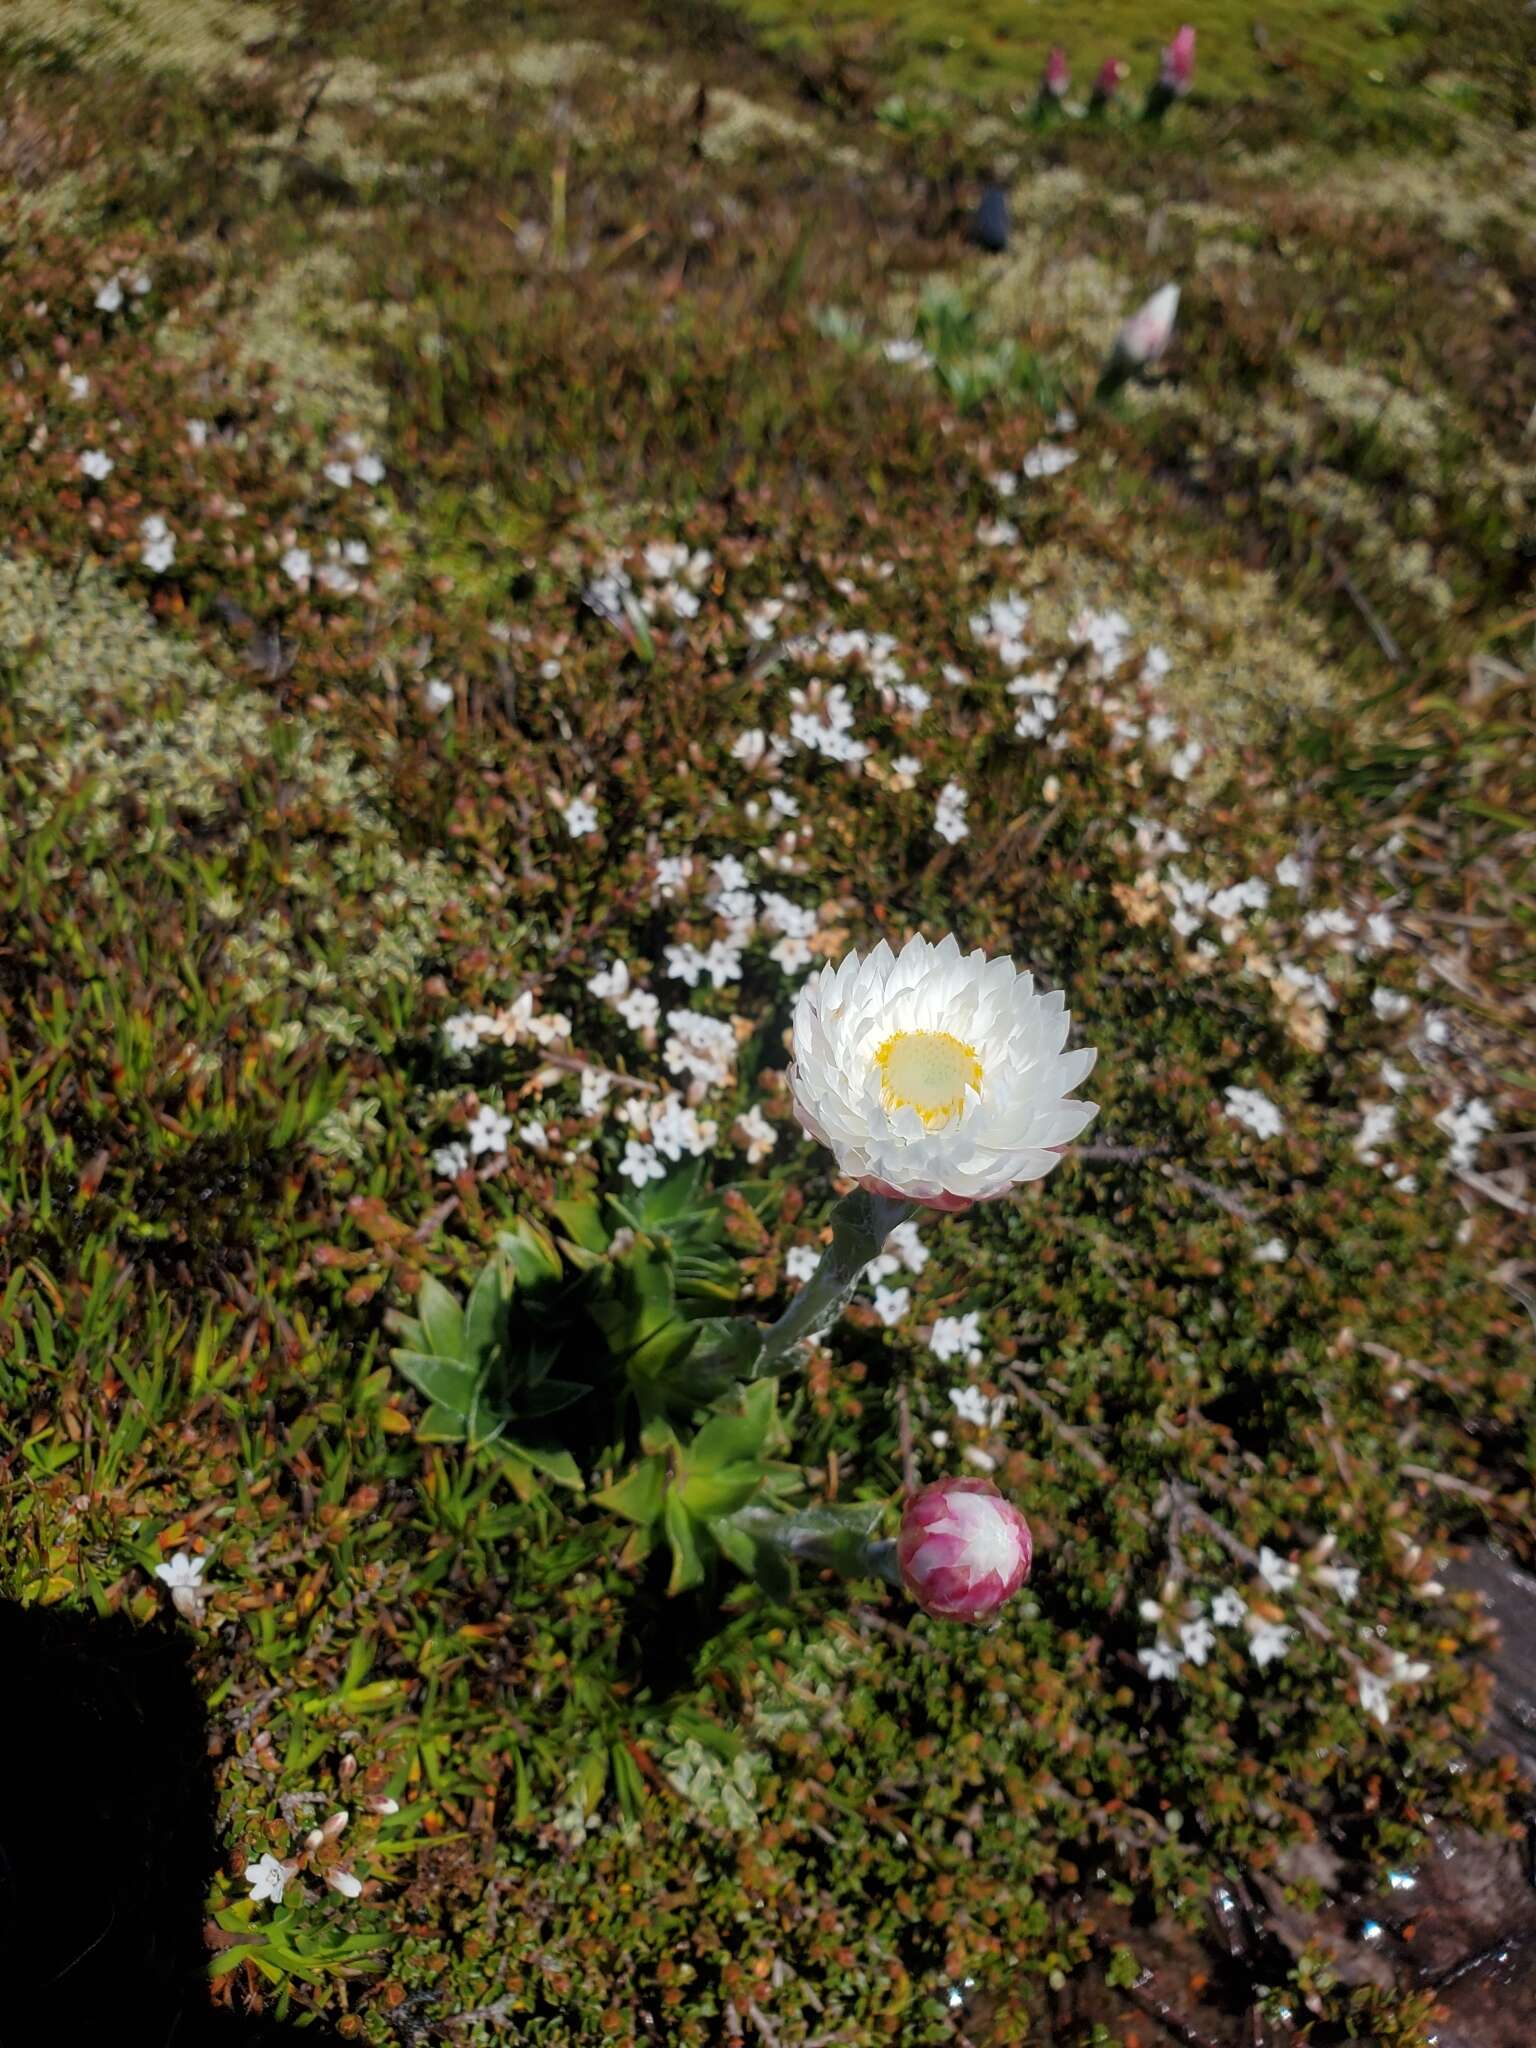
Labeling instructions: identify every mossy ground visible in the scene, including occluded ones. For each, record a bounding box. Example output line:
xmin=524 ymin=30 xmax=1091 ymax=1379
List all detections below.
xmin=0 ymin=2 xmax=1533 ymax=2044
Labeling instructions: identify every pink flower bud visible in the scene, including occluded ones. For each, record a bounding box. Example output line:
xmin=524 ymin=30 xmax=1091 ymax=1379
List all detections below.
xmin=1042 ymin=47 xmax=1070 ymax=100
xmin=898 ymin=1477 xmax=1032 ymax=1623
xmin=1160 ymin=25 xmax=1196 ymax=93
xmin=1092 ymin=57 xmax=1130 ymax=102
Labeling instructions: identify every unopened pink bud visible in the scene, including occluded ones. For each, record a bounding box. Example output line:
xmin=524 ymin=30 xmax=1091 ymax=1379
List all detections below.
xmin=898 ymin=1477 xmax=1032 ymax=1623
xmin=1042 ymin=46 xmax=1070 ymax=99
xmin=1093 ymin=57 xmax=1130 ymax=99
xmin=1161 ymin=25 xmax=1196 ymax=93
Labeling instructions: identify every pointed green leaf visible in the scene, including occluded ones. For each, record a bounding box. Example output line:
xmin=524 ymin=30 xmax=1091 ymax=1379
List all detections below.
xmin=550 ymin=1198 xmax=609 ymax=1255
xmin=594 ymin=1456 xmax=666 ymax=1526
xmin=497 ymin=1216 xmax=564 ymax=1288
xmin=664 ymin=1493 xmax=706 ymax=1594
xmin=680 ymin=1459 xmax=768 ymax=1520
xmin=414 ymin=1275 xmax=466 ymax=1361
xmin=391 ymin=1349 xmax=478 ymax=1416
xmin=463 ymin=1259 xmax=509 ymax=1361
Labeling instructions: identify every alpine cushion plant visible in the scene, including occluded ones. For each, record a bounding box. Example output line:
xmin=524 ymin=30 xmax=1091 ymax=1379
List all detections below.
xmin=898 ymin=1477 xmax=1033 ymax=1624
xmin=786 ymin=934 xmax=1098 ymax=1212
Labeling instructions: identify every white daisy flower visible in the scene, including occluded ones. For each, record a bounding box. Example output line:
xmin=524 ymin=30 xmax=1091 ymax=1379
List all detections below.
xmin=787 ymin=933 xmax=1097 ymax=1210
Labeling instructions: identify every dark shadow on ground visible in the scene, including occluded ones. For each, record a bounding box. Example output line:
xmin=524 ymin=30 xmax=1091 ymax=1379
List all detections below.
xmin=0 ymin=1602 xmax=335 ymax=2048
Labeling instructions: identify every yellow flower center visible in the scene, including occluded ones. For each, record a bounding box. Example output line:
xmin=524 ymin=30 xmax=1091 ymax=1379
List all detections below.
xmin=873 ymin=1029 xmax=982 ymax=1128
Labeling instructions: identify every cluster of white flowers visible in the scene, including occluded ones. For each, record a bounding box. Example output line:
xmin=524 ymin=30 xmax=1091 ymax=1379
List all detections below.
xmin=587 ymin=959 xmax=661 ymax=1037
xmin=785 ymin=680 xmax=868 ymax=765
xmin=634 ymin=539 xmax=713 ymax=621
xmin=929 ymin=1311 xmax=984 ymax=1368
xmin=139 ymin=514 xmax=175 ymax=575
xmin=949 ymin=1384 xmax=1010 ymax=1428
xmin=92 ymin=269 xmax=150 ymax=315
xmin=322 ymin=436 xmax=386 ymax=490
xmin=1223 ymin=1084 xmax=1283 ymax=1140
xmin=663 ymin=1009 xmax=738 ymax=1090
xmin=934 ymin=781 xmax=969 ymax=844
xmin=1437 ymin=1096 xmax=1494 ymax=1172
xmin=1021 ymin=442 xmax=1077 ymax=481
xmin=442 ymin=995 xmax=572 ymax=1058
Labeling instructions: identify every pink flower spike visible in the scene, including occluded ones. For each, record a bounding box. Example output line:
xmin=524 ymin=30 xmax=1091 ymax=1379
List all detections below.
xmin=1042 ymin=46 xmax=1070 ymax=99
xmin=898 ymin=1477 xmax=1032 ymax=1624
xmin=1161 ymin=25 xmax=1196 ymax=93
xmin=1093 ymin=57 xmax=1130 ymax=99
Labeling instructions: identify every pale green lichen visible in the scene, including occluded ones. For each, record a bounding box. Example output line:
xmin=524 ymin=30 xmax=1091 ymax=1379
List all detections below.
xmin=1 ymin=0 xmax=280 ymax=75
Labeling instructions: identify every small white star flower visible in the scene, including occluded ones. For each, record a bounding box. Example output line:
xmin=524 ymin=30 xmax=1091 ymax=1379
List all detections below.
xmin=466 ymin=1105 xmax=512 ymax=1157
xmin=562 ymin=797 xmax=599 ymax=838
xmin=424 ymin=678 xmax=454 ymax=713
xmin=734 ymin=1104 xmax=777 ymax=1164
xmin=1314 ymin=1563 xmax=1360 ymax=1604
xmin=244 ymin=1854 xmax=290 ymax=1905
xmin=1258 ymin=1546 xmax=1299 ymax=1593
xmin=785 ymin=1245 xmax=821 ymax=1284
xmin=1246 ymin=1616 xmax=1294 ymax=1669
xmin=1357 ymin=1672 xmax=1392 ymax=1726
xmin=872 ymin=1284 xmax=911 ymax=1327
xmin=1179 ymin=1616 xmax=1216 ymax=1667
xmin=94 ymin=276 xmax=124 ymax=313
xmin=78 ymin=449 xmax=114 ymax=481
xmin=153 ymin=1550 xmax=211 ymax=1622
xmin=431 ymin=1142 xmax=470 ymax=1178
xmin=619 ymin=1139 xmax=666 ymax=1187
xmin=1210 ymin=1589 xmax=1248 ymax=1629
xmin=1139 ymin=1639 xmax=1185 ymax=1682
xmin=281 ymin=546 xmax=312 ymax=585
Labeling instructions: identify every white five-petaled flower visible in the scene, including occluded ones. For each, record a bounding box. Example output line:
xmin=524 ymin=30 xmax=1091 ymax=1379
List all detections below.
xmin=785 ymin=1244 xmax=820 ymax=1283
xmin=1257 ymin=1545 xmax=1299 ymax=1593
xmin=787 ymin=933 xmax=1097 ymax=1210
xmin=78 ymin=449 xmax=114 ymax=481
xmin=1210 ymin=1588 xmax=1247 ymax=1629
xmin=244 ymin=1853 xmax=290 ymax=1906
xmin=154 ymin=1550 xmax=209 ymax=1621
xmin=466 ymin=1104 xmax=512 ymax=1157
xmin=1246 ymin=1615 xmax=1294 ymax=1669
xmin=734 ymin=1105 xmax=777 ymax=1164
xmin=1139 ymin=1639 xmax=1184 ymax=1682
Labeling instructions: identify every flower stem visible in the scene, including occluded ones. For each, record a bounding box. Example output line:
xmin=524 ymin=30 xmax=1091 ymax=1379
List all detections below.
xmin=751 ymin=1189 xmax=914 ymax=1380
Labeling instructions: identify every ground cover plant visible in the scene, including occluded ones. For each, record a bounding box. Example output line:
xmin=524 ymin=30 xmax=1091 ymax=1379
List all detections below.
xmin=0 ymin=2 xmax=1533 ymax=2043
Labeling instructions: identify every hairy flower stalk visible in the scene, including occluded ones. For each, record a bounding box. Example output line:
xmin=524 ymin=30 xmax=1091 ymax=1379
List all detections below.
xmin=1143 ymin=24 xmax=1196 ymax=122
xmin=1089 ymin=56 xmax=1130 ymax=115
xmin=899 ymin=1477 xmax=1033 ymax=1622
xmin=752 ymin=1187 xmax=914 ymax=1378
